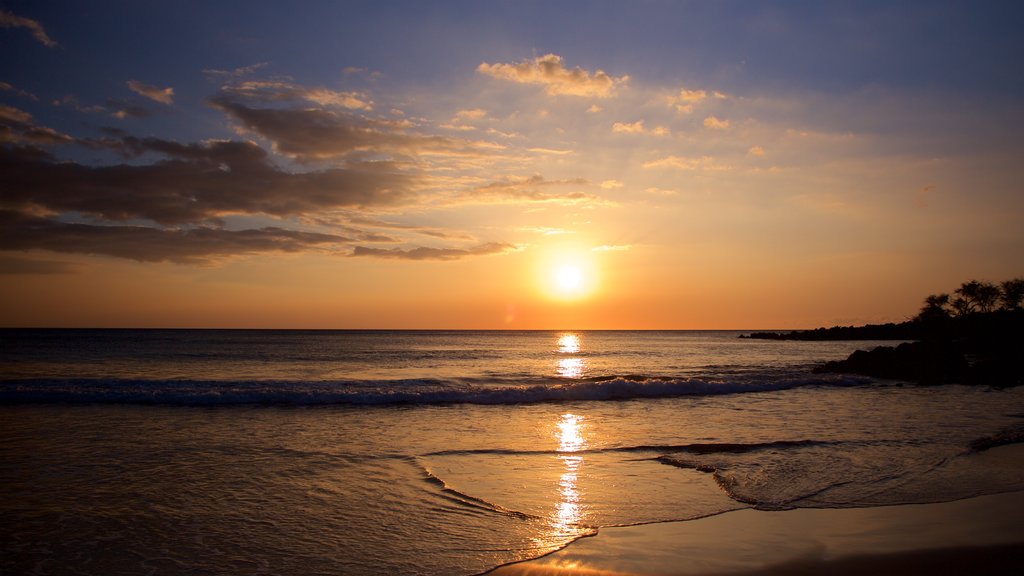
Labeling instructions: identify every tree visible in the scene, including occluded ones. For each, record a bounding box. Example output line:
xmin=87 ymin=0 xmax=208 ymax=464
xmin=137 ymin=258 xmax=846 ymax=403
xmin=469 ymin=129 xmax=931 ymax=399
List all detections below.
xmin=952 ymin=280 xmax=1001 ymax=316
xmin=1002 ymin=278 xmax=1024 ymax=310
xmin=917 ymin=293 xmax=951 ymax=322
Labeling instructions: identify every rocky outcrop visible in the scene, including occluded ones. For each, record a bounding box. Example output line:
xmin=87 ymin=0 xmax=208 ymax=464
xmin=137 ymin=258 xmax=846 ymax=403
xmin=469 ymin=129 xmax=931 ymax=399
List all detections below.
xmin=813 ymin=311 xmax=1024 ymax=387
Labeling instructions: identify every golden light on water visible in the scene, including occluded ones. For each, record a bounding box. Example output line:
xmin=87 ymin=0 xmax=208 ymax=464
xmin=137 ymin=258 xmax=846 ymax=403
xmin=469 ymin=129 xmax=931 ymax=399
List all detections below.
xmin=557 ymin=358 xmax=584 ymax=379
xmin=557 ymin=413 xmax=586 ymax=453
xmin=553 ymin=413 xmax=587 ymax=532
xmin=558 ymin=333 xmax=581 ymax=354
xmin=556 ymin=333 xmax=586 ymax=378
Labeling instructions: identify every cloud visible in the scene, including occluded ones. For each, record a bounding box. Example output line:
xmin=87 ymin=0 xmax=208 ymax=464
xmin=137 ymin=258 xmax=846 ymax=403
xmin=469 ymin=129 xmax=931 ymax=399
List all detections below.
xmin=0 ymin=139 xmax=415 ymax=226
xmin=460 ymin=174 xmax=602 ymax=206
xmin=477 ymin=54 xmax=628 ymax=98
xmin=612 ymin=120 xmax=670 ymax=136
xmin=703 ymin=116 xmax=730 ymax=130
xmin=349 ymin=242 xmax=516 ymax=261
xmin=0 ymin=210 xmax=349 ymax=264
xmin=527 ymin=147 xmax=573 ymax=155
xmin=454 ymin=108 xmax=487 ymax=121
xmin=642 ymin=155 xmax=730 ymax=171
xmin=107 ymin=98 xmax=153 ymax=119
xmin=644 ymin=187 xmax=678 ymax=196
xmin=0 ymin=81 xmax=38 ymax=101
xmin=612 ymin=120 xmax=645 ymax=134
xmin=217 ymin=80 xmax=373 ymax=110
xmin=591 ymin=244 xmax=631 ymax=252
xmin=345 ymin=216 xmax=475 ymax=241
xmin=600 ymin=180 xmax=624 ymax=189
xmin=0 ymin=9 xmax=58 ymax=48
xmin=202 ymin=62 xmax=269 ymax=81
xmin=747 ymin=145 xmax=766 ymax=157
xmin=127 ymin=80 xmax=174 ymax=105
xmin=668 ymin=88 xmax=707 ymax=114
xmin=209 ymin=90 xmax=502 ymax=161
xmin=0 ymin=105 xmax=73 ymax=145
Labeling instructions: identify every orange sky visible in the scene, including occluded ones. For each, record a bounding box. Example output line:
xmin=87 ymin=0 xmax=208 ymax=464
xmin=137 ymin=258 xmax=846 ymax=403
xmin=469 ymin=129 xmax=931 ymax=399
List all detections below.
xmin=2 ymin=3 xmax=1022 ymax=328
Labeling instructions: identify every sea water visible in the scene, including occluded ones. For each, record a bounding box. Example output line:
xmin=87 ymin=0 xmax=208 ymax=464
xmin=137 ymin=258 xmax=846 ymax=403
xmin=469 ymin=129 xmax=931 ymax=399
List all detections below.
xmin=2 ymin=329 xmax=1023 ymax=575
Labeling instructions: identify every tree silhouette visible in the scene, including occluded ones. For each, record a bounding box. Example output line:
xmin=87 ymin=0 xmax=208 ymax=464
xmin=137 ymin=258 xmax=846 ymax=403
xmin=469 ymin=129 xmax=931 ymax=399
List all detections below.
xmin=1002 ymin=278 xmax=1024 ymax=310
xmin=917 ymin=293 xmax=951 ymax=322
xmin=952 ymin=280 xmax=1001 ymax=316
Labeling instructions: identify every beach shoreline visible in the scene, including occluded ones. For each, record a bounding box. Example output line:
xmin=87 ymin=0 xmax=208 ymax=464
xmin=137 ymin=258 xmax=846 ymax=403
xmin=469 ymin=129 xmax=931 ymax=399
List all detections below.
xmin=490 ymin=488 xmax=1024 ymax=576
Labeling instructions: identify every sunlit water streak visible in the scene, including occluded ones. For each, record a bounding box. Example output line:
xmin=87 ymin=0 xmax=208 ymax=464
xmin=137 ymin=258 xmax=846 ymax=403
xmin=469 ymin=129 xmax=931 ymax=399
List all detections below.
xmin=3 ymin=329 xmax=1024 ymax=575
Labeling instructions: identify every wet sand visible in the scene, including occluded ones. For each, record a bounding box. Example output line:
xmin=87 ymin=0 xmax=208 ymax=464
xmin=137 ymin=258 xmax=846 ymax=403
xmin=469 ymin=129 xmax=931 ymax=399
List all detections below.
xmin=490 ymin=490 xmax=1024 ymax=576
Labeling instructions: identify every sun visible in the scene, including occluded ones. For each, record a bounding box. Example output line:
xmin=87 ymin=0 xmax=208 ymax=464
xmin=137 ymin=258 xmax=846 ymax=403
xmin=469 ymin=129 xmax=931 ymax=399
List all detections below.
xmin=556 ymin=266 xmax=584 ymax=293
xmin=538 ymin=247 xmax=598 ymax=300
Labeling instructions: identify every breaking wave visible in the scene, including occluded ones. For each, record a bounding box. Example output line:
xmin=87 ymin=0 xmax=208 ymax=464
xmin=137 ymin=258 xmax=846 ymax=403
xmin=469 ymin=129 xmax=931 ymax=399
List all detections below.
xmin=0 ymin=372 xmax=876 ymax=406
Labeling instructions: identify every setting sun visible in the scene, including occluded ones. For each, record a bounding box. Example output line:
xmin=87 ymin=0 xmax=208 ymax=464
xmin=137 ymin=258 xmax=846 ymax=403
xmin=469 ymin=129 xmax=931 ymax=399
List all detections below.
xmin=544 ymin=259 xmax=597 ymax=300
xmin=556 ymin=266 xmax=583 ymax=293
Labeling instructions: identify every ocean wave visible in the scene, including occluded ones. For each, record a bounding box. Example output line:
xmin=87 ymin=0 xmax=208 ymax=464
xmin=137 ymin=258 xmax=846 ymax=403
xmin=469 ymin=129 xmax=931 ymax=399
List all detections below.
xmin=0 ymin=373 xmax=876 ymax=406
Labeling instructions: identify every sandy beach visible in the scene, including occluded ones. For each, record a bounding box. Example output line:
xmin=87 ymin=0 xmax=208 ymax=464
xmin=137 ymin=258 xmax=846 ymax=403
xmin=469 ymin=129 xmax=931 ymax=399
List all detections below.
xmin=491 ymin=489 xmax=1024 ymax=576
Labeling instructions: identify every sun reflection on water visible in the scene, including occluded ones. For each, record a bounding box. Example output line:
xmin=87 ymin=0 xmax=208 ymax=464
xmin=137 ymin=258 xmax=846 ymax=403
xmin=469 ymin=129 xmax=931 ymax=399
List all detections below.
xmin=557 ymin=333 xmax=580 ymax=354
xmin=553 ymin=413 xmax=586 ymax=533
xmin=555 ymin=333 xmax=585 ymax=379
xmin=556 ymin=357 xmax=585 ymax=379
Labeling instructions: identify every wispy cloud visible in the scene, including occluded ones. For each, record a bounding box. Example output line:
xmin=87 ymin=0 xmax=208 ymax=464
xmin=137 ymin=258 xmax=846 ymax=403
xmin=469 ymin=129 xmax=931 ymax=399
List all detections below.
xmin=209 ymin=88 xmax=502 ymax=162
xmin=642 ymin=155 xmax=730 ymax=171
xmin=217 ymin=80 xmax=373 ymax=110
xmin=127 ymin=80 xmax=175 ymax=105
xmin=592 ymin=244 xmax=631 ymax=252
xmin=0 ymin=81 xmax=38 ymax=101
xmin=477 ymin=54 xmax=628 ymax=98
xmin=0 ymin=9 xmax=58 ymax=48
xmin=349 ymin=242 xmax=516 ymax=261
xmin=458 ymin=174 xmax=603 ymax=206
xmin=202 ymin=62 xmax=269 ymax=81
xmin=0 ymin=105 xmax=72 ymax=145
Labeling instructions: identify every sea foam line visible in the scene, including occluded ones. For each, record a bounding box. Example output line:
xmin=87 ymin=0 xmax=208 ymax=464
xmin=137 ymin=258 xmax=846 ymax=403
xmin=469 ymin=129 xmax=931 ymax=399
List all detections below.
xmin=0 ymin=373 xmax=875 ymax=406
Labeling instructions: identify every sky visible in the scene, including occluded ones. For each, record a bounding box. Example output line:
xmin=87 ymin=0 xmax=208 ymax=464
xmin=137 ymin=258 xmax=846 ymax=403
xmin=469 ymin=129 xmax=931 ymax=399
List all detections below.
xmin=1 ymin=0 xmax=1022 ymax=329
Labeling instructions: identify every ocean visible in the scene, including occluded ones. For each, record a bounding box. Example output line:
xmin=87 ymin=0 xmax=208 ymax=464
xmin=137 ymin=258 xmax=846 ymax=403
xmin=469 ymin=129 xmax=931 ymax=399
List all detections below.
xmin=2 ymin=329 xmax=1023 ymax=575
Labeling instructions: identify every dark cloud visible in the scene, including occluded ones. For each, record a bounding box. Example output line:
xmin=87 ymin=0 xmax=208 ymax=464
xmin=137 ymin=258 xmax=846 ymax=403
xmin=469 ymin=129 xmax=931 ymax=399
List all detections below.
xmin=349 ymin=242 xmax=516 ymax=261
xmin=0 ymin=210 xmax=349 ymax=263
xmin=0 ymin=85 xmax=519 ymax=265
xmin=106 ymin=98 xmax=153 ymax=119
xmin=0 ymin=105 xmax=73 ymax=146
xmin=209 ymin=91 xmax=504 ymax=161
xmin=0 ymin=140 xmax=414 ymax=226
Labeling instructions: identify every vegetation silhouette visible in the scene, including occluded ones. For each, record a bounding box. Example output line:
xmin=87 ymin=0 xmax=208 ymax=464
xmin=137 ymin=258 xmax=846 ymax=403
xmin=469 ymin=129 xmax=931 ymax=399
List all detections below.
xmin=742 ymin=278 xmax=1024 ymax=387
